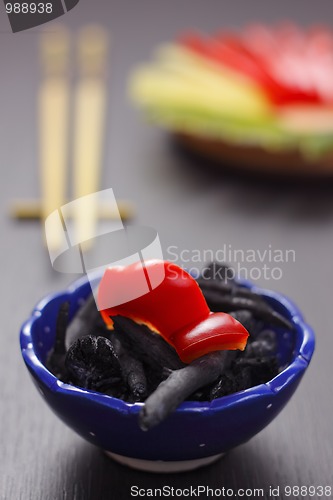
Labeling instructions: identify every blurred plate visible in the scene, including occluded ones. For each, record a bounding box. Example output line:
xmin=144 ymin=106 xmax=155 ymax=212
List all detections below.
xmin=175 ymin=132 xmax=333 ymax=178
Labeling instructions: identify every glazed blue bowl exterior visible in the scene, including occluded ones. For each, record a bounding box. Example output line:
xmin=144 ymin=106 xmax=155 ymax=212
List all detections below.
xmin=20 ymin=275 xmax=315 ymax=461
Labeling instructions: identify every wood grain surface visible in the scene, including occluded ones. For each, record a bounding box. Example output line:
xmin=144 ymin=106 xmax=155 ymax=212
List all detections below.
xmin=1 ymin=1 xmax=333 ymax=499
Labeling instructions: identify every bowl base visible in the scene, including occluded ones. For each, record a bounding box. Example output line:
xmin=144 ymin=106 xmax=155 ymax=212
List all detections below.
xmin=104 ymin=450 xmax=224 ymax=473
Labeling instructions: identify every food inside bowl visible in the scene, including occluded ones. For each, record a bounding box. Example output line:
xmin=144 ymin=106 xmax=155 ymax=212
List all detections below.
xmin=130 ymin=23 xmax=333 ymax=170
xmin=46 ymin=261 xmax=294 ymax=430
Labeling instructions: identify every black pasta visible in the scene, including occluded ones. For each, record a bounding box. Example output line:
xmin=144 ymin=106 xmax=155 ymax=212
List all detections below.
xmin=45 ymin=261 xmax=293 ymax=430
xmin=65 ymin=335 xmax=122 ymax=392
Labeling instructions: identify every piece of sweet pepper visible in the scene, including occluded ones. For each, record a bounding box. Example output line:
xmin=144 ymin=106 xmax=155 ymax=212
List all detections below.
xmin=98 ymin=260 xmax=249 ymax=363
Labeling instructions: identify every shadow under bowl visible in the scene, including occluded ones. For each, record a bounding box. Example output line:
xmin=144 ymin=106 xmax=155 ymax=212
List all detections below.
xmin=20 ymin=274 xmax=315 ymax=472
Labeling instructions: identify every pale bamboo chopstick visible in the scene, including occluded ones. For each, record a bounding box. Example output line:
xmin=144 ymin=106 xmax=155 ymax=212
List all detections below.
xmin=10 ymin=199 xmax=135 ymax=220
xmin=39 ymin=26 xmax=70 ymax=251
xmin=72 ymin=26 xmax=109 ymax=248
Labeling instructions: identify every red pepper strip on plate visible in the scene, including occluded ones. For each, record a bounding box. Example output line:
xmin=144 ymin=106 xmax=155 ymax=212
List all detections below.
xmin=241 ymin=24 xmax=324 ymax=105
xmin=179 ymin=32 xmax=292 ymax=105
xmin=98 ymin=260 xmax=249 ymax=363
xmin=179 ymin=27 xmax=330 ymax=106
xmin=180 ymin=33 xmax=275 ymax=90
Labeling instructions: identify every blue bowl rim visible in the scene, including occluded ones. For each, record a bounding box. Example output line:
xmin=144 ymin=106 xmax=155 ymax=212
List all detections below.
xmin=20 ymin=272 xmax=315 ymax=415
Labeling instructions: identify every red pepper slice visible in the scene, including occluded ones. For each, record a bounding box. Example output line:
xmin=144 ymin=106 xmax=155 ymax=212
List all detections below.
xmin=98 ymin=260 xmax=249 ymax=363
xmin=179 ymin=25 xmax=333 ymax=106
xmin=179 ymin=32 xmax=292 ymax=105
xmin=241 ymin=24 xmax=321 ymax=105
xmin=180 ymin=32 xmax=278 ymax=94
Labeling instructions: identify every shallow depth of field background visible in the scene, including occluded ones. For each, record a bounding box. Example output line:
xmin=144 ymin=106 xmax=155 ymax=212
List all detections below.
xmin=0 ymin=1 xmax=332 ymax=499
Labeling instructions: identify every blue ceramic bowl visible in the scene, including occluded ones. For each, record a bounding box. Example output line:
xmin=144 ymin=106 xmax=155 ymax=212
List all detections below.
xmin=20 ymin=274 xmax=315 ymax=472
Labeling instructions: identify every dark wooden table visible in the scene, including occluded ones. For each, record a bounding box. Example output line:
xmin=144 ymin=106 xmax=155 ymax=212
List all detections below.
xmin=1 ymin=1 xmax=333 ymax=499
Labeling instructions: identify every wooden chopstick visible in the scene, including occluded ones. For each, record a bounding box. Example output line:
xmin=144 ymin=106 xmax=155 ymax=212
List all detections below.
xmin=39 ymin=26 xmax=70 ymax=251
xmin=10 ymin=26 xmax=135 ymax=249
xmin=72 ymin=26 xmax=109 ymax=248
xmin=10 ymin=199 xmax=135 ymax=220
